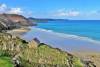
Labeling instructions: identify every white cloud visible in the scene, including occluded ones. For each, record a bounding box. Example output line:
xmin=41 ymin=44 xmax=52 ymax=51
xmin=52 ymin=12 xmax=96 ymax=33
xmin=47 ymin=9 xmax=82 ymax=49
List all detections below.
xmin=0 ymin=4 xmax=23 ymax=14
xmin=0 ymin=4 xmax=7 ymax=13
xmin=67 ymin=10 xmax=80 ymax=16
xmin=51 ymin=8 xmax=100 ymax=20
xmin=7 ymin=8 xmax=23 ymax=14
xmin=0 ymin=4 xmax=33 ymax=17
xmin=53 ymin=9 xmax=80 ymax=17
xmin=0 ymin=4 xmax=7 ymax=9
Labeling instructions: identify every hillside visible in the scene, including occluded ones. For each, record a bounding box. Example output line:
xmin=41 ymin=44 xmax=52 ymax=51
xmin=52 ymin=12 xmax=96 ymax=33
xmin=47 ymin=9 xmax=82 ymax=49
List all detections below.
xmin=0 ymin=14 xmax=35 ymax=31
xmin=0 ymin=15 xmax=16 ymax=31
xmin=1 ymin=14 xmax=35 ymax=26
xmin=0 ymin=32 xmax=96 ymax=67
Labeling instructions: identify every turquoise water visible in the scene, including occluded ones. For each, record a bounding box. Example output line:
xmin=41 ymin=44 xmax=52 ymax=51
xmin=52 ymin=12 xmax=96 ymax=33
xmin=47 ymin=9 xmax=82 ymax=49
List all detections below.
xmin=37 ymin=20 xmax=100 ymax=41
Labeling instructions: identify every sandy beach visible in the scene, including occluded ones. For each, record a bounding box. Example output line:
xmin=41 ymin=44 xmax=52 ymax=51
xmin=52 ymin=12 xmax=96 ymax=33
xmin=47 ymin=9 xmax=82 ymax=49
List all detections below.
xmin=7 ymin=27 xmax=31 ymax=36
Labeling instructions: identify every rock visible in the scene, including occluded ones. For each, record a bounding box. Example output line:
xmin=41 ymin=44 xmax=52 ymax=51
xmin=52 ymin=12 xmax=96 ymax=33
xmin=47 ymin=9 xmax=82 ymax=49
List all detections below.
xmin=83 ymin=60 xmax=96 ymax=67
xmin=33 ymin=38 xmax=40 ymax=44
xmin=28 ymin=39 xmax=38 ymax=48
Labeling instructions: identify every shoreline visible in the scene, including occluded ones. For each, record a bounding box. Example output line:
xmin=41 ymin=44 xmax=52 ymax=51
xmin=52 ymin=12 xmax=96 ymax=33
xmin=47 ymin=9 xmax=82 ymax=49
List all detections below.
xmin=7 ymin=26 xmax=100 ymax=66
xmin=8 ymin=26 xmax=100 ymax=53
xmin=29 ymin=27 xmax=100 ymax=44
xmin=7 ymin=27 xmax=31 ymax=36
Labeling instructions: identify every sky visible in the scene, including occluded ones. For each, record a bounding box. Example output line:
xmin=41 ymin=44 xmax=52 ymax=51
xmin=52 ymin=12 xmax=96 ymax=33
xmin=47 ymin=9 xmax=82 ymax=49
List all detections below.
xmin=0 ymin=0 xmax=100 ymax=20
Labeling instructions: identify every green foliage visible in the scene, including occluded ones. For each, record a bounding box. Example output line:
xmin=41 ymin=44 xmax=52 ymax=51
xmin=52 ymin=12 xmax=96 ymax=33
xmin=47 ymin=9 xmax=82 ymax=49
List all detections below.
xmin=0 ymin=57 xmax=14 ymax=67
xmin=72 ymin=57 xmax=83 ymax=67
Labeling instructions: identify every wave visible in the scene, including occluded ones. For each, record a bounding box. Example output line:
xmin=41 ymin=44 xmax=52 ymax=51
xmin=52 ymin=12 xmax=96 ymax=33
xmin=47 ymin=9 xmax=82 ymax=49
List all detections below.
xmin=31 ymin=27 xmax=100 ymax=45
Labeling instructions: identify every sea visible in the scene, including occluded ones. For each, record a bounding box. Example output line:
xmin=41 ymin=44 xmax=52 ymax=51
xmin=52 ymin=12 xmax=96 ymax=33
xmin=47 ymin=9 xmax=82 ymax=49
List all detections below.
xmin=37 ymin=20 xmax=100 ymax=41
xmin=22 ymin=20 xmax=100 ymax=52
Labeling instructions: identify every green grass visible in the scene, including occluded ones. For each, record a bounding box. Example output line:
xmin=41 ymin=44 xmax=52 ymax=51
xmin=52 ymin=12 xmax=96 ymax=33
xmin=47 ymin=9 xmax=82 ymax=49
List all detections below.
xmin=20 ymin=44 xmax=83 ymax=67
xmin=0 ymin=57 xmax=14 ymax=67
xmin=21 ymin=44 xmax=68 ymax=64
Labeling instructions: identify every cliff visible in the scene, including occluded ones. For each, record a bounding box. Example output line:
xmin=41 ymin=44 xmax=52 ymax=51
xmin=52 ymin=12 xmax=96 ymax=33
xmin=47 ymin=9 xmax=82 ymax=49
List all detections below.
xmin=0 ymin=14 xmax=35 ymax=31
xmin=0 ymin=15 xmax=16 ymax=31
xmin=1 ymin=14 xmax=35 ymax=26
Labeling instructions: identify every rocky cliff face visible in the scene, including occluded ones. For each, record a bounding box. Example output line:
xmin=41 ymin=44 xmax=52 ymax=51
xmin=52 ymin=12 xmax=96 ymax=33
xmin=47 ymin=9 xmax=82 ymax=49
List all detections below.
xmin=0 ymin=14 xmax=35 ymax=31
xmin=0 ymin=15 xmax=16 ymax=31
xmin=1 ymin=14 xmax=35 ymax=26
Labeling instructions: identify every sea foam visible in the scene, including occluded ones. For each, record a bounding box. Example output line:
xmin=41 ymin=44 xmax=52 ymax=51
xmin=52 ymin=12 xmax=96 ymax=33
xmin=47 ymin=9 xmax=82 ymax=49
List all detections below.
xmin=31 ymin=27 xmax=100 ymax=45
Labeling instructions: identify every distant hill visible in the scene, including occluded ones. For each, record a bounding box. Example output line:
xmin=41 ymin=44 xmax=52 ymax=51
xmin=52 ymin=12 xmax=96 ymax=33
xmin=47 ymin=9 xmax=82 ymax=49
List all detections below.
xmin=29 ymin=17 xmax=68 ymax=22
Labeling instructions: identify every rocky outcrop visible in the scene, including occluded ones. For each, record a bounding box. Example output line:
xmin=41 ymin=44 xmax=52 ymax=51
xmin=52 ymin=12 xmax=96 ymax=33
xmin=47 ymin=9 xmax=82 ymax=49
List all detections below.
xmin=0 ymin=15 xmax=17 ymax=31
xmin=28 ymin=40 xmax=38 ymax=48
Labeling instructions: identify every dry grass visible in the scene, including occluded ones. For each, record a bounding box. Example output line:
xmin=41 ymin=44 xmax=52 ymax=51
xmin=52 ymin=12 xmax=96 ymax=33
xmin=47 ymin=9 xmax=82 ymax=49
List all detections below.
xmin=72 ymin=52 xmax=100 ymax=67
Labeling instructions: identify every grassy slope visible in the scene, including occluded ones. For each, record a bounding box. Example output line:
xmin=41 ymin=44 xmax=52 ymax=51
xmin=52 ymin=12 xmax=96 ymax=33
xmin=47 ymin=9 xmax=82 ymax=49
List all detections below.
xmin=20 ymin=44 xmax=83 ymax=67
xmin=0 ymin=57 xmax=14 ymax=67
xmin=0 ymin=32 xmax=92 ymax=67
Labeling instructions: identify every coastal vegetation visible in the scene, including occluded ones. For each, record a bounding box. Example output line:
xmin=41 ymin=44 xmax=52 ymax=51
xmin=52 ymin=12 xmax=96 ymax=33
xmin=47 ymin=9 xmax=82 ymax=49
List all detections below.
xmin=0 ymin=32 xmax=96 ymax=67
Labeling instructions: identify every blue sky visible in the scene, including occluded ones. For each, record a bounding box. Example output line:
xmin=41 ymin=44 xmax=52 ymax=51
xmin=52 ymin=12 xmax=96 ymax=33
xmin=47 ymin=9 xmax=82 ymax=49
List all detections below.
xmin=0 ymin=0 xmax=100 ymax=20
